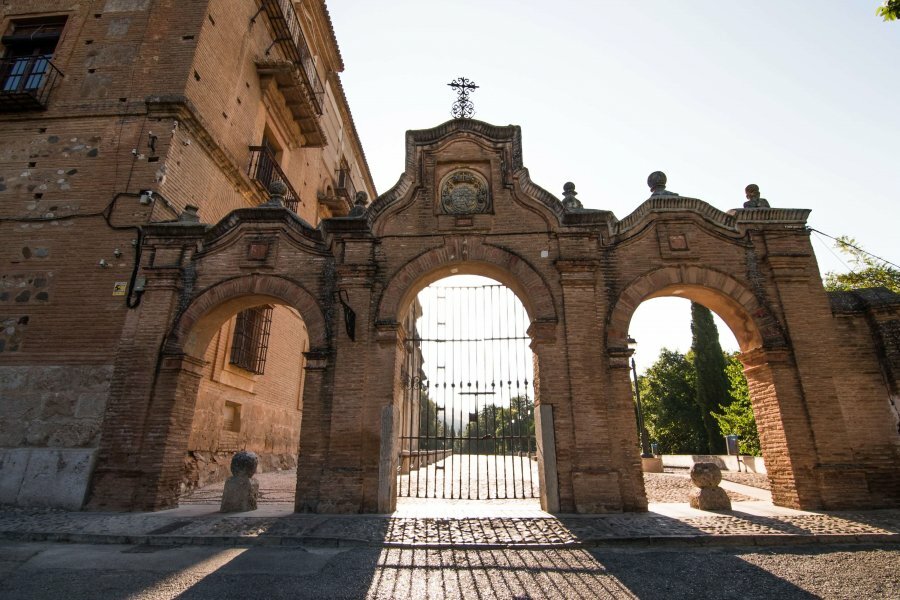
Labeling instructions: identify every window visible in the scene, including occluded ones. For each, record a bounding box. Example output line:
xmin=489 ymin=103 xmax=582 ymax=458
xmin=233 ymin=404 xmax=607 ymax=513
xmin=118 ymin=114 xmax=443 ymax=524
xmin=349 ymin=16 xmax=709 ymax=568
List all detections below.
xmin=229 ymin=305 xmax=273 ymax=374
xmin=0 ymin=16 xmax=66 ymax=110
xmin=223 ymin=401 xmax=242 ymax=433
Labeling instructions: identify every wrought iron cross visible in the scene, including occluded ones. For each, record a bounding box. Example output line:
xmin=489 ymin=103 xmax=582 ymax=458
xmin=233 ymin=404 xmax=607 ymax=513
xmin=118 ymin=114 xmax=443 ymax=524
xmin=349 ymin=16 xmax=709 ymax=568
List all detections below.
xmin=448 ymin=77 xmax=479 ymax=119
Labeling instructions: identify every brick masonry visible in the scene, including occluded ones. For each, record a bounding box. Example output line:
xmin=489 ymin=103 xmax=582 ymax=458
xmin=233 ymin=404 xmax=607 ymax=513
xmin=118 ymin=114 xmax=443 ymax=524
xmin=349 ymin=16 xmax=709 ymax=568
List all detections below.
xmin=88 ymin=119 xmax=899 ymax=513
xmin=0 ymin=1 xmax=374 ymax=509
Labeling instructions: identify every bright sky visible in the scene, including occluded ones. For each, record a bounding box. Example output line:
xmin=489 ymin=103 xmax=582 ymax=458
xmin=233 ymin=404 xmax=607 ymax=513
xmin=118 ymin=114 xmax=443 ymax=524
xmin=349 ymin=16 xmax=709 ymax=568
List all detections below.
xmin=329 ymin=1 xmax=899 ymax=373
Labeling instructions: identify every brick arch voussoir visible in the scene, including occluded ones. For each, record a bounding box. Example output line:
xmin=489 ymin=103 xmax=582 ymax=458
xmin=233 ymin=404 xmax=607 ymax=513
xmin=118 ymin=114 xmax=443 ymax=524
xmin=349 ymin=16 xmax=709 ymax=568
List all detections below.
xmin=377 ymin=244 xmax=557 ymax=324
xmin=607 ymin=266 xmax=772 ymax=352
xmin=165 ymin=274 xmax=327 ymax=356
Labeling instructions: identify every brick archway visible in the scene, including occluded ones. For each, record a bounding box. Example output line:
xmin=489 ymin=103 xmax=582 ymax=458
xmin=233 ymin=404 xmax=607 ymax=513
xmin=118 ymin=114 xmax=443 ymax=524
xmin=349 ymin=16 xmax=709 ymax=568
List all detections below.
xmin=166 ymin=273 xmax=328 ymax=357
xmin=377 ymin=241 xmax=558 ymax=325
xmin=90 ymin=274 xmax=330 ymax=511
xmin=607 ymin=266 xmax=783 ymax=352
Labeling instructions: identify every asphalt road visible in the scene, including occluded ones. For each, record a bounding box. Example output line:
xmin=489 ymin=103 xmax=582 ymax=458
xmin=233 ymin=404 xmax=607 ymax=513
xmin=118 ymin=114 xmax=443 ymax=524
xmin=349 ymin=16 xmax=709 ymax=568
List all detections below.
xmin=0 ymin=541 xmax=896 ymax=599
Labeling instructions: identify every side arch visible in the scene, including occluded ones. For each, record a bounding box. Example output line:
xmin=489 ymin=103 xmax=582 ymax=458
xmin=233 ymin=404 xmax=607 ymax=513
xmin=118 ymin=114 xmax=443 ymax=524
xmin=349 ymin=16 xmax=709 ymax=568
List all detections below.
xmin=607 ymin=266 xmax=784 ymax=352
xmin=376 ymin=241 xmax=558 ymax=324
xmin=165 ymin=274 xmax=329 ymax=357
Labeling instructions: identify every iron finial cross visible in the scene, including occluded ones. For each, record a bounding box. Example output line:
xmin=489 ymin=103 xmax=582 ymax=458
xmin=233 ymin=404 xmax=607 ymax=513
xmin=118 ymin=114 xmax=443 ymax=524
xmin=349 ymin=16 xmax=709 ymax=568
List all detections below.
xmin=448 ymin=77 xmax=479 ymax=119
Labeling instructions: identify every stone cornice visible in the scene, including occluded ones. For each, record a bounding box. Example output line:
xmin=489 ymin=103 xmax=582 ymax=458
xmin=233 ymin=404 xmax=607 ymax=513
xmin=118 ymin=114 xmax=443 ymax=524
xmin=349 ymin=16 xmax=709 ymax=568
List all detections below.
xmin=405 ymin=119 xmax=524 ymax=172
xmin=145 ymin=95 xmax=259 ymax=206
xmin=613 ymin=196 xmax=737 ymax=236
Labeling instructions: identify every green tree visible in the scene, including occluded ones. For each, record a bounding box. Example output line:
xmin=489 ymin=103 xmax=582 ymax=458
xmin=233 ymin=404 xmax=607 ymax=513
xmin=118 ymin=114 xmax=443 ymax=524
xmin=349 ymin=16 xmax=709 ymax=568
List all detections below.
xmin=823 ymin=236 xmax=900 ymax=293
xmin=877 ymin=0 xmax=900 ymax=21
xmin=639 ymin=349 xmax=708 ymax=454
xmin=461 ymin=395 xmax=535 ymax=455
xmin=690 ymin=303 xmax=730 ymax=454
xmin=712 ymin=353 xmax=761 ymax=456
xmin=417 ymin=389 xmax=445 ymax=450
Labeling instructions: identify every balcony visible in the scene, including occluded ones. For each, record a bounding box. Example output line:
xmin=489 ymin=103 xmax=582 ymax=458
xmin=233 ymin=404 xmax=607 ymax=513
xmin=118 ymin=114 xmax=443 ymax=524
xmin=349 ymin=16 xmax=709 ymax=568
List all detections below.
xmin=255 ymin=0 xmax=324 ymax=115
xmin=335 ymin=167 xmax=357 ymax=202
xmin=247 ymin=146 xmax=301 ymax=212
xmin=0 ymin=55 xmax=62 ymax=112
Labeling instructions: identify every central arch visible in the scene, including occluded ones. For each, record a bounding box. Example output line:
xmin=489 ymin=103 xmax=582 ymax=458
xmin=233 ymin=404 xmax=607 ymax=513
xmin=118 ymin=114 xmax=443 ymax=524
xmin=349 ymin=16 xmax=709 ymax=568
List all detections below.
xmin=376 ymin=244 xmax=561 ymax=513
xmin=376 ymin=241 xmax=558 ymax=326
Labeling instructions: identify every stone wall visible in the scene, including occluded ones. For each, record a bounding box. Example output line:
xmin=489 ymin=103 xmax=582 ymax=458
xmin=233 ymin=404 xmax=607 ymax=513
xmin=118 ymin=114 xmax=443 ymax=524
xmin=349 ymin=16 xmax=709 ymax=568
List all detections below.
xmin=0 ymin=365 xmax=111 ymax=507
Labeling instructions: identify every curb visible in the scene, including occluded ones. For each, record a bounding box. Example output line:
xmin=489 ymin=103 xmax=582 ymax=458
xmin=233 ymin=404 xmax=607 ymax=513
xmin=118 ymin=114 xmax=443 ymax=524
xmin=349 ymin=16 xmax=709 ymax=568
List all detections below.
xmin=1 ymin=530 xmax=896 ymax=550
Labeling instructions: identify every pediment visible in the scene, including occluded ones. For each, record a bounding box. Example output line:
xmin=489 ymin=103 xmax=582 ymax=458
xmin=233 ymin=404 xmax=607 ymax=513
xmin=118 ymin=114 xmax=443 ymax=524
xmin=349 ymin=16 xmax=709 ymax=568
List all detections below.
xmin=366 ymin=119 xmax=570 ymax=236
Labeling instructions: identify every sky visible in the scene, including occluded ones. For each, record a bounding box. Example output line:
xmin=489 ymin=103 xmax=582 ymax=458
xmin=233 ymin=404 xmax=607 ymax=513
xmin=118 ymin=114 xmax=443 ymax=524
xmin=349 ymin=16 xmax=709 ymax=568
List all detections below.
xmin=328 ymin=1 xmax=900 ymax=373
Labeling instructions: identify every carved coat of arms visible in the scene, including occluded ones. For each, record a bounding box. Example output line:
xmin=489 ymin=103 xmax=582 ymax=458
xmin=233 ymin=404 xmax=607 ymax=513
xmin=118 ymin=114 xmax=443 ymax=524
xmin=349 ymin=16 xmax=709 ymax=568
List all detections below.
xmin=439 ymin=169 xmax=490 ymax=214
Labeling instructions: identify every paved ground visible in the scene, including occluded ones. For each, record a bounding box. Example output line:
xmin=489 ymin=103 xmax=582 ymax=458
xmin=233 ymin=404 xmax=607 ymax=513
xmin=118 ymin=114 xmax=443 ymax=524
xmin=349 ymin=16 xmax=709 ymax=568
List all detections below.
xmin=0 ymin=541 xmax=897 ymax=599
xmin=1 ymin=466 xmax=897 ymax=598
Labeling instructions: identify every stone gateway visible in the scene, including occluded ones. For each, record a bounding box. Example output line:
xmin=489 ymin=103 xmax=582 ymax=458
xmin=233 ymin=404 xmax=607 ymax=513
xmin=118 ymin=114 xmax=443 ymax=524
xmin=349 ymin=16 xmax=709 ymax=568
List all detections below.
xmin=85 ymin=119 xmax=900 ymax=514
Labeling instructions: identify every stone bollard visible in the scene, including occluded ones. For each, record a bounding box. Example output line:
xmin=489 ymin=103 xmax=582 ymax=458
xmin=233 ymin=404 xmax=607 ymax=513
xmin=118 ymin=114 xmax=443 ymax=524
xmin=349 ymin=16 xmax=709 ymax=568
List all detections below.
xmin=688 ymin=462 xmax=732 ymax=511
xmin=220 ymin=450 xmax=260 ymax=513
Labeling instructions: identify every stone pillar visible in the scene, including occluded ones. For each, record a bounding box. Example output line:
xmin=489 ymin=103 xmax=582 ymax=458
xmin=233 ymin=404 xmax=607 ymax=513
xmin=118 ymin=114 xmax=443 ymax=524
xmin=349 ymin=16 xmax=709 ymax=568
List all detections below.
xmin=529 ymin=322 xmax=560 ymax=513
xmin=374 ymin=321 xmax=404 ymax=513
xmin=606 ymin=347 xmax=648 ymax=512
xmin=742 ymin=347 xmax=822 ymax=509
xmin=133 ymin=353 xmax=206 ymax=510
xmin=294 ymin=349 xmax=333 ymax=512
xmin=87 ymin=268 xmax=184 ymax=511
xmin=765 ymin=251 xmax=871 ymax=508
xmin=556 ymin=259 xmax=631 ymax=512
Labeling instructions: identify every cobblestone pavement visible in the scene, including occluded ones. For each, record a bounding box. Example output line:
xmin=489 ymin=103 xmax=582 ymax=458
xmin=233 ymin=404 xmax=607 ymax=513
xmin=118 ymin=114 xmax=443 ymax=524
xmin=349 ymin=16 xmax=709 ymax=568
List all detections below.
xmin=0 ymin=504 xmax=896 ymax=549
xmin=720 ymin=471 xmax=771 ymax=490
xmin=2 ymin=466 xmax=896 ymax=549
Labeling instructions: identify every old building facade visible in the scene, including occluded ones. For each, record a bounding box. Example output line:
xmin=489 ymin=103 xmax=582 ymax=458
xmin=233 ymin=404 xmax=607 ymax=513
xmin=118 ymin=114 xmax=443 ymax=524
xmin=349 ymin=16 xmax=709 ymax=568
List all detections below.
xmin=0 ymin=0 xmax=374 ymax=507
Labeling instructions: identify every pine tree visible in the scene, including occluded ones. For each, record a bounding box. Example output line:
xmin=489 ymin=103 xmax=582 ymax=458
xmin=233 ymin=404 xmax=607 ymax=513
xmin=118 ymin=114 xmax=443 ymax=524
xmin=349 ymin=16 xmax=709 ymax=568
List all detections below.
xmin=690 ymin=302 xmax=731 ymax=454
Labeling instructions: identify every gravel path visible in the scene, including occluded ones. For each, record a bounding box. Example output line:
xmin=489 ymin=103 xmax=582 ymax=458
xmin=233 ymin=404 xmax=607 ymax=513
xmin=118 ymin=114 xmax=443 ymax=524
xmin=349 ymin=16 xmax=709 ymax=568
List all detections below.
xmin=181 ymin=464 xmax=757 ymax=506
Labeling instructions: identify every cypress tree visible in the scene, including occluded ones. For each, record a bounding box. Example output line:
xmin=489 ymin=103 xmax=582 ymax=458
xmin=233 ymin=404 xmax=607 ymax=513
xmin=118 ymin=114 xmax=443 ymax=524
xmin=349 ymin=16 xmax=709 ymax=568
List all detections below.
xmin=690 ymin=302 xmax=731 ymax=454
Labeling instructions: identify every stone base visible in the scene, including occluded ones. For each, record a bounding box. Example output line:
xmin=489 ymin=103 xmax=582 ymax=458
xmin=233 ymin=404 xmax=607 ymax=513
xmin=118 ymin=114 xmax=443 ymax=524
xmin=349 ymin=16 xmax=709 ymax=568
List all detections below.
xmin=220 ymin=476 xmax=259 ymax=512
xmin=0 ymin=447 xmax=97 ymax=509
xmin=689 ymin=486 xmax=732 ymax=511
xmin=641 ymin=457 xmax=663 ymax=473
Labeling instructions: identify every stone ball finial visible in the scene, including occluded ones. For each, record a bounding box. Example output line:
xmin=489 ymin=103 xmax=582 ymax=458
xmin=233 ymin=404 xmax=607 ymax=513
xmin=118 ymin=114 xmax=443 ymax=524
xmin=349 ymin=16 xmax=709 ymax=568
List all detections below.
xmin=690 ymin=462 xmax=722 ymax=488
xmin=647 ymin=171 xmax=678 ymax=197
xmin=178 ymin=205 xmax=200 ymax=223
xmin=688 ymin=461 xmax=731 ymax=510
xmin=230 ymin=450 xmax=258 ymax=478
xmin=268 ymin=180 xmax=288 ymax=201
xmin=648 ymin=171 xmax=667 ymax=191
xmin=743 ymin=183 xmax=770 ymax=209
xmin=349 ymin=191 xmax=369 ymax=217
xmin=561 ymin=181 xmax=582 ymax=211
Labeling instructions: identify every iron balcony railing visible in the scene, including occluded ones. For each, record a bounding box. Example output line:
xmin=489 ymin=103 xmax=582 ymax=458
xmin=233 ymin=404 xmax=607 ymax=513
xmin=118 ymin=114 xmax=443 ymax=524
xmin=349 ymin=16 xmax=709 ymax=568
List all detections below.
xmin=247 ymin=146 xmax=300 ymax=212
xmin=257 ymin=0 xmax=324 ymax=115
xmin=335 ymin=167 xmax=357 ymax=202
xmin=0 ymin=55 xmax=62 ymax=111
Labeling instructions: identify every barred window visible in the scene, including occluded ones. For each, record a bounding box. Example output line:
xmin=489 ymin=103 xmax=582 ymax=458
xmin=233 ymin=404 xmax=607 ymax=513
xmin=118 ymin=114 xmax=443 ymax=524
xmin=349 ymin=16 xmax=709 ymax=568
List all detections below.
xmin=229 ymin=305 xmax=273 ymax=374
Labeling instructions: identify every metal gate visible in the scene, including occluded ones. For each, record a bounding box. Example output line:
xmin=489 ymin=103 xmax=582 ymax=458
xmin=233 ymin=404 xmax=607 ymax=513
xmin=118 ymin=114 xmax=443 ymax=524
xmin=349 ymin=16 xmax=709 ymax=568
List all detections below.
xmin=397 ymin=281 xmax=538 ymax=499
